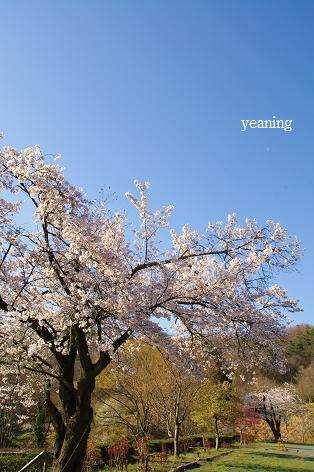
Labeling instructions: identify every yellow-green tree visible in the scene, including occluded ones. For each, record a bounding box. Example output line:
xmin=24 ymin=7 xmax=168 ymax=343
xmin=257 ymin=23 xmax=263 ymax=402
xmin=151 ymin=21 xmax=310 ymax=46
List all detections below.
xmin=192 ymin=380 xmax=240 ymax=450
xmin=95 ymin=342 xmax=156 ymax=451
xmin=147 ymin=352 xmax=201 ymax=456
xmin=297 ymin=361 xmax=314 ymax=402
xmin=96 ymin=341 xmax=201 ymax=456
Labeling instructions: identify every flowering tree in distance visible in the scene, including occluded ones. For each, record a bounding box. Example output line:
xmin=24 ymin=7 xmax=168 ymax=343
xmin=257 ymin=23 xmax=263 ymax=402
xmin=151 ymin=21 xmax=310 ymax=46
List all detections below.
xmin=0 ymin=144 xmax=301 ymax=471
xmin=244 ymin=385 xmax=304 ymax=440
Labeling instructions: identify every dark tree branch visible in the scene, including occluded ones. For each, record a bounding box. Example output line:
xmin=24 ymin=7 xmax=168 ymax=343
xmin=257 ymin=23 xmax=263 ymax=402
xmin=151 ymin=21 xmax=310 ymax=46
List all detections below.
xmin=93 ymin=328 xmax=133 ymax=377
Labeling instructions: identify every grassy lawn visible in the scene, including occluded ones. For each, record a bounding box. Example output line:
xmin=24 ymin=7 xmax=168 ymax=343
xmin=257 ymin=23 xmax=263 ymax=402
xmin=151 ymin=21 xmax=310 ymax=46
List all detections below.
xmin=98 ymin=450 xmax=229 ymax=472
xmin=196 ymin=444 xmax=314 ymax=472
xmin=99 ymin=445 xmax=314 ymax=472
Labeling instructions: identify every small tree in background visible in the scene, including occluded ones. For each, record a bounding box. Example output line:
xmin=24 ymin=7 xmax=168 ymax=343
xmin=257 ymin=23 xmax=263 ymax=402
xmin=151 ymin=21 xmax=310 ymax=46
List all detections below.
xmin=192 ymin=380 xmax=240 ymax=450
xmin=32 ymin=401 xmax=50 ymax=448
xmin=97 ymin=341 xmax=201 ymax=456
xmin=145 ymin=347 xmax=201 ymax=457
xmin=96 ymin=343 xmax=156 ymax=450
xmin=296 ymin=361 xmax=314 ymax=402
xmin=108 ymin=437 xmax=129 ymax=470
xmin=236 ymin=407 xmax=261 ymax=445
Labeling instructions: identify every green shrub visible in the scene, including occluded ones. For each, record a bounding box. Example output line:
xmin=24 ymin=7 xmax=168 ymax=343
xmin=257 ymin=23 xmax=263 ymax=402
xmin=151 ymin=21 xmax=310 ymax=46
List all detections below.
xmin=0 ymin=452 xmax=53 ymax=472
xmin=146 ymin=438 xmax=174 ymax=453
xmin=145 ymin=434 xmax=240 ymax=454
xmin=180 ymin=434 xmax=239 ymax=443
xmin=11 ymin=431 xmax=35 ymax=448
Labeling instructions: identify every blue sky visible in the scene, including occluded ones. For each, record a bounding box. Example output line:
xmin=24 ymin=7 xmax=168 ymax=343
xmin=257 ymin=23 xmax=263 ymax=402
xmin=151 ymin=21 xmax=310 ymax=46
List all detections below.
xmin=0 ymin=1 xmax=313 ymax=324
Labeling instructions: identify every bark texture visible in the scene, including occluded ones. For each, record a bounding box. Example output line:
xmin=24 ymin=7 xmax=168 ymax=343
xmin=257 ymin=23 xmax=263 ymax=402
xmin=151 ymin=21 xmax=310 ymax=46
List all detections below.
xmin=44 ymin=327 xmax=132 ymax=472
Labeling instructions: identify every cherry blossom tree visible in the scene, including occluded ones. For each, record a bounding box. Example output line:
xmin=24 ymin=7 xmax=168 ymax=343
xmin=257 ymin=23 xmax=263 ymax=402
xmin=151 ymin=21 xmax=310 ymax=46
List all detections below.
xmin=0 ymin=143 xmax=301 ymax=471
xmin=244 ymin=385 xmax=304 ymax=440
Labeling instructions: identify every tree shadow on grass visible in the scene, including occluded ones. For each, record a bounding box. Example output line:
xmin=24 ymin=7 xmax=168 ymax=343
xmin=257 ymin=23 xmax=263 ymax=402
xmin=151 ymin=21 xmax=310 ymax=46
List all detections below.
xmin=223 ymin=463 xmax=312 ymax=472
xmin=250 ymin=451 xmax=314 ymax=462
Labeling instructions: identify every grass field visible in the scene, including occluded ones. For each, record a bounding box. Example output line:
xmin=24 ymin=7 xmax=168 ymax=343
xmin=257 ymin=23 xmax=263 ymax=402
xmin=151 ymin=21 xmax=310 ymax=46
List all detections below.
xmin=97 ymin=444 xmax=314 ymax=472
xmin=196 ymin=444 xmax=314 ymax=472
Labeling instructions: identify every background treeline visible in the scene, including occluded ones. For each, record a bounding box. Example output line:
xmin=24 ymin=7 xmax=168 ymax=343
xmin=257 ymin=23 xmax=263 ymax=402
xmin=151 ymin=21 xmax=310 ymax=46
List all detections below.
xmin=1 ymin=324 xmax=314 ymax=464
xmin=90 ymin=324 xmax=314 ymax=451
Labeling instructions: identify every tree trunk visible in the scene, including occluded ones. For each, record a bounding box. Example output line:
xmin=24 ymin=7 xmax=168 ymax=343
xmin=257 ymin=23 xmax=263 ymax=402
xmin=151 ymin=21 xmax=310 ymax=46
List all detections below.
xmin=214 ymin=416 xmax=219 ymax=450
xmin=44 ymin=328 xmax=132 ymax=472
xmin=265 ymin=418 xmax=281 ymax=441
xmin=51 ymin=406 xmax=93 ymax=472
xmin=262 ymin=399 xmax=281 ymax=442
xmin=173 ymin=421 xmax=180 ymax=457
xmin=273 ymin=429 xmax=281 ymax=440
xmin=46 ymin=365 xmax=96 ymax=472
xmin=273 ymin=428 xmax=281 ymax=441
xmin=173 ymin=386 xmax=181 ymax=456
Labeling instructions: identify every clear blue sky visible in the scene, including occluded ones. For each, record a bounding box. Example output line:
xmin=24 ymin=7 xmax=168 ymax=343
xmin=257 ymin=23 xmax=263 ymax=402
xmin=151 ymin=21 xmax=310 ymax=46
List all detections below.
xmin=0 ymin=1 xmax=313 ymax=324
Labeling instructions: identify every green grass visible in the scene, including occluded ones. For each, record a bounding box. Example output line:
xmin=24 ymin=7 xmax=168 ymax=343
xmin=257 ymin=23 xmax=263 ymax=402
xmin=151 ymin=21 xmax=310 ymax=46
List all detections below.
xmin=98 ymin=444 xmax=314 ymax=472
xmin=196 ymin=445 xmax=314 ymax=472
xmin=98 ymin=449 xmax=228 ymax=472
